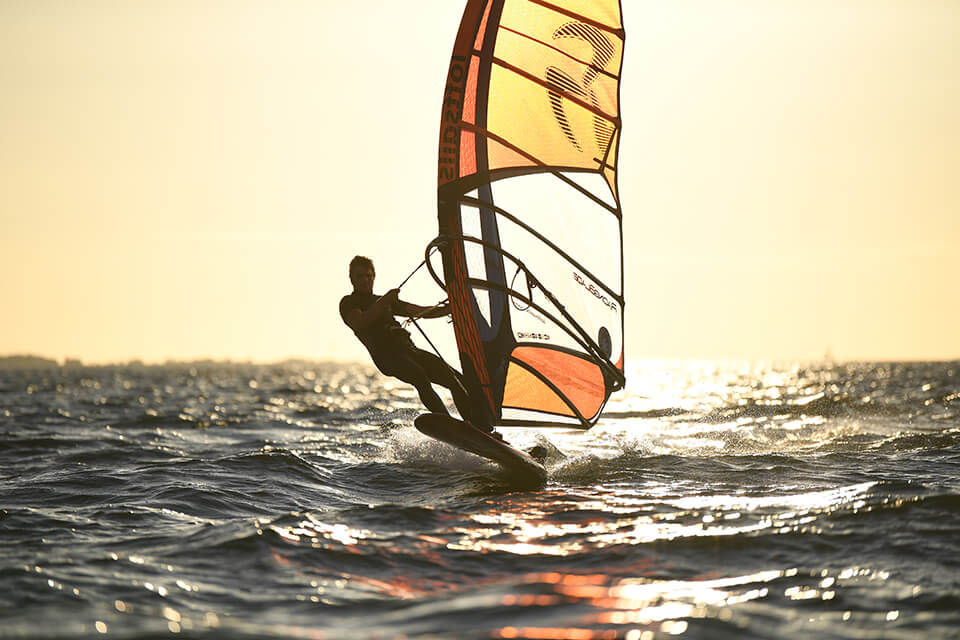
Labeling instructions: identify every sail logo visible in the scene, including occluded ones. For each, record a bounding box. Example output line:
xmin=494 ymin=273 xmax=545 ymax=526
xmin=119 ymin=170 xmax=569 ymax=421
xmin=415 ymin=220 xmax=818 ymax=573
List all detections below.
xmin=573 ymin=271 xmax=617 ymax=311
xmin=545 ymin=22 xmax=616 ymax=155
xmin=517 ymin=332 xmax=550 ymax=341
xmin=439 ymin=55 xmax=468 ymax=185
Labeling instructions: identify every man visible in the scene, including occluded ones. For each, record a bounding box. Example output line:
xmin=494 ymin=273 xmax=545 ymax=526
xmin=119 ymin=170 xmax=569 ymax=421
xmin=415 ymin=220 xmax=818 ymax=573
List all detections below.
xmin=339 ymin=255 xmax=494 ymax=433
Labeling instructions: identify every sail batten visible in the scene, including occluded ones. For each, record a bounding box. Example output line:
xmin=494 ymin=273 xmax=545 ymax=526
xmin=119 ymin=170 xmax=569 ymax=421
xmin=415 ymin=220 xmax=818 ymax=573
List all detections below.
xmin=434 ymin=0 xmax=626 ymax=429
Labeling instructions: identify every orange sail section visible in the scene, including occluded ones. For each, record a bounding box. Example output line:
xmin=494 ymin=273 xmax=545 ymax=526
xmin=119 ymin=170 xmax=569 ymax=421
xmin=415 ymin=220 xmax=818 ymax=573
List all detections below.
xmin=503 ymin=363 xmax=575 ymax=417
xmin=503 ymin=346 xmax=606 ymax=421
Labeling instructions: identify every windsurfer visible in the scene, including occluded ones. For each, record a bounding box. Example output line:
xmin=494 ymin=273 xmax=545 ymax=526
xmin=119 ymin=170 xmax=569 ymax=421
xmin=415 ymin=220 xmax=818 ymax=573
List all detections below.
xmin=340 ymin=255 xmax=497 ymax=435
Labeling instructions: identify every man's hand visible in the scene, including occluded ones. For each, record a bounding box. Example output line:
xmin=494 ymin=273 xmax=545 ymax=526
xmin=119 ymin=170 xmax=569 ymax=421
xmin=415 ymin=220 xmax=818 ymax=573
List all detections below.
xmin=346 ymin=288 xmax=399 ymax=332
xmin=380 ymin=289 xmax=401 ymax=312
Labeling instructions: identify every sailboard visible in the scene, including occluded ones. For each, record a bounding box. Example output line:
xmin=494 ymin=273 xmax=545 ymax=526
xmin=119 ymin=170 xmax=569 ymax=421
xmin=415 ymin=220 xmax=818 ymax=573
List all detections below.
xmin=422 ymin=0 xmax=627 ymax=434
xmin=414 ymin=413 xmax=547 ymax=488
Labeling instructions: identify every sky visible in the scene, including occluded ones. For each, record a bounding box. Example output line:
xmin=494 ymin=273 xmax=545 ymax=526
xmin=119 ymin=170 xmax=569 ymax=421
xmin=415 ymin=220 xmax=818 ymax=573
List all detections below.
xmin=2 ymin=0 xmax=958 ymax=364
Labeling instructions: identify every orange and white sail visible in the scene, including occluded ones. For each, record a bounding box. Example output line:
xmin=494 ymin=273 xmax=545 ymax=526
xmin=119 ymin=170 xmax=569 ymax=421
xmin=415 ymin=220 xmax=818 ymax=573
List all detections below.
xmin=429 ymin=0 xmax=625 ymax=428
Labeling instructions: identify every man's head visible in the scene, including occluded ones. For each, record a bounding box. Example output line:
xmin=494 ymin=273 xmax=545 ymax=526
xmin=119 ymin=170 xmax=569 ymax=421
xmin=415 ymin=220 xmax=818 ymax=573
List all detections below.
xmin=349 ymin=255 xmax=375 ymax=294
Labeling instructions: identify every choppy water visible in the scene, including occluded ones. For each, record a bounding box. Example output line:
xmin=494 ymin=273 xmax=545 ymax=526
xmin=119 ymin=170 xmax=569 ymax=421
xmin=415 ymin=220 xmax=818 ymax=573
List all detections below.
xmin=1 ymin=359 xmax=959 ymax=639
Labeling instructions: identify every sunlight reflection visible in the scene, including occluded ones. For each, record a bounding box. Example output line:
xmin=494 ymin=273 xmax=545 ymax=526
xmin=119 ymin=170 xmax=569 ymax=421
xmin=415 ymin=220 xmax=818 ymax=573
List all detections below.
xmin=662 ymin=482 xmax=874 ymax=515
xmin=489 ymin=562 xmax=902 ymax=638
xmin=492 ymin=568 xmax=797 ymax=639
xmin=591 ymin=359 xmax=884 ymax=457
xmin=270 ymin=513 xmax=370 ymax=549
xmin=490 ymin=569 xmax=785 ymax=639
xmin=499 ymin=627 xmax=618 ymax=639
xmin=455 ymin=483 xmax=875 ymax=555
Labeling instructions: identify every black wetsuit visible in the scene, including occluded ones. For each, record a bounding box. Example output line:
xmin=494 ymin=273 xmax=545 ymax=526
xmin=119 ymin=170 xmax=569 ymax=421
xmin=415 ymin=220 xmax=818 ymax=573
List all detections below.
xmin=339 ymin=292 xmax=482 ymax=427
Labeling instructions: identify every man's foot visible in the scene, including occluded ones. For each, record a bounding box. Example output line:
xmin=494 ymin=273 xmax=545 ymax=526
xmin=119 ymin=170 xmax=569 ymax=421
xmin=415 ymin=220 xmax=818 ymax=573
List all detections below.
xmin=467 ymin=417 xmax=496 ymax=434
xmin=526 ymin=444 xmax=549 ymax=463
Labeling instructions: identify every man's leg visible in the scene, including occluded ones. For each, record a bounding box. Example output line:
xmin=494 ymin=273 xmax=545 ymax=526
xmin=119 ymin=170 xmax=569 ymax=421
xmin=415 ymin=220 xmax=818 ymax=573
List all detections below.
xmin=411 ymin=349 xmax=497 ymax=432
xmin=379 ymin=351 xmax=449 ymax=416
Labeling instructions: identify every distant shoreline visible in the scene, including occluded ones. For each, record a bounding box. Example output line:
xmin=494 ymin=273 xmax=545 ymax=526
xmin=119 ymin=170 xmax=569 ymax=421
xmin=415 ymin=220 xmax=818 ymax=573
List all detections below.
xmin=0 ymin=355 xmax=362 ymax=370
xmin=0 ymin=355 xmax=63 ymax=369
xmin=1 ymin=354 xmax=958 ymax=372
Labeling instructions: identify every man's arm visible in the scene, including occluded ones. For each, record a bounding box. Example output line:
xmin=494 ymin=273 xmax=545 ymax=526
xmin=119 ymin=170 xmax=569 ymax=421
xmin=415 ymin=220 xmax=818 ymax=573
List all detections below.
xmin=343 ymin=289 xmax=400 ymax=331
xmin=394 ymin=299 xmax=450 ymax=319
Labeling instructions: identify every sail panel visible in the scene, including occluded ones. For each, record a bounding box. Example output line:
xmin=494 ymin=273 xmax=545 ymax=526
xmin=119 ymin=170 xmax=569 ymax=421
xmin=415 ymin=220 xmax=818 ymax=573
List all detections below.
xmin=490 ymin=172 xmax=621 ymax=289
xmin=486 ymin=63 xmax=617 ymax=175
xmin=487 ymin=4 xmax=622 ymax=179
xmin=527 ymin=0 xmax=623 ymax=32
xmin=460 ymin=130 xmax=477 ymax=178
xmin=500 ymin=1 xmax=623 ymax=89
xmin=463 ymin=56 xmax=480 ymax=126
xmin=488 ymin=138 xmax=539 ymax=172
xmin=507 ymin=346 xmax=606 ymax=419
xmin=503 ymin=359 xmax=577 ymax=418
xmin=474 ymin=0 xmax=494 ymax=50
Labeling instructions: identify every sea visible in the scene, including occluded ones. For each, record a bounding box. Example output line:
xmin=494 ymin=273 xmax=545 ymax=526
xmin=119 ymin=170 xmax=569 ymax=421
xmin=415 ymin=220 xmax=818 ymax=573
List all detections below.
xmin=1 ymin=359 xmax=959 ymax=639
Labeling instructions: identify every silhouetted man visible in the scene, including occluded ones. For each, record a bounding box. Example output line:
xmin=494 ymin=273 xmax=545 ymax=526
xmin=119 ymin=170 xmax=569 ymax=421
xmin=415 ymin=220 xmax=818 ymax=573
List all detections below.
xmin=339 ymin=255 xmax=494 ymax=433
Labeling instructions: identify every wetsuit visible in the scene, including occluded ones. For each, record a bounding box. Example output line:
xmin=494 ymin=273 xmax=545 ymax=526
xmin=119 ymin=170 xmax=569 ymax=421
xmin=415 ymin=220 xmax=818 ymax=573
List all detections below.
xmin=339 ymin=292 xmax=481 ymax=426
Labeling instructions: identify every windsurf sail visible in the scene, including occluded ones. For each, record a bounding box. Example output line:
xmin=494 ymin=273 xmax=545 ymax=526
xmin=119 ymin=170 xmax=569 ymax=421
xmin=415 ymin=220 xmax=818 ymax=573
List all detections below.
xmin=427 ymin=0 xmax=626 ymax=429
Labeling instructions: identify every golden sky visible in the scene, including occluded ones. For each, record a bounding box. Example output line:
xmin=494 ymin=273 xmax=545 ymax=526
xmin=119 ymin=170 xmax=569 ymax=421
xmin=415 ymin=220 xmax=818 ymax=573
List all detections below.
xmin=2 ymin=0 xmax=958 ymax=364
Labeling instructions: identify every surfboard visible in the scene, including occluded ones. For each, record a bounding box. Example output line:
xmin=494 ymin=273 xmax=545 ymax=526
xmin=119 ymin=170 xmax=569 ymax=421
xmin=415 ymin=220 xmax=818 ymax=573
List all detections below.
xmin=414 ymin=413 xmax=547 ymax=489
